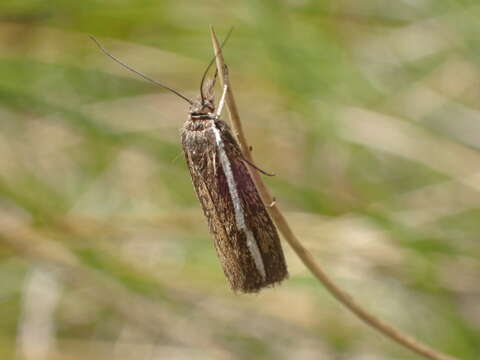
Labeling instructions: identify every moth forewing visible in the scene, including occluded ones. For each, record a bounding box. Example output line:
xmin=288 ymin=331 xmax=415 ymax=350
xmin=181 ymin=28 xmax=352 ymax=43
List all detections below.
xmin=181 ymin=87 xmax=288 ymax=293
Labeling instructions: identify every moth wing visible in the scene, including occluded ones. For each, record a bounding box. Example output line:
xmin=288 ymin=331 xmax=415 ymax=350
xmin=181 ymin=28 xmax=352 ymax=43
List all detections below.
xmin=221 ymin=129 xmax=288 ymax=285
xmin=182 ymin=129 xmax=266 ymax=292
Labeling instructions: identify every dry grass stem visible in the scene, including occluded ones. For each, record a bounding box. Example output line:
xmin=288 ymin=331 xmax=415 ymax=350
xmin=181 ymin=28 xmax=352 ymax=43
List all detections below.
xmin=210 ymin=26 xmax=457 ymax=360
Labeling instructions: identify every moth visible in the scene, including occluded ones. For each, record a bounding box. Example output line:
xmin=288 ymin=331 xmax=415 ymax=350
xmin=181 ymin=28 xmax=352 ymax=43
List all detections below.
xmin=91 ymin=36 xmax=288 ymax=293
xmin=181 ymin=78 xmax=288 ymax=292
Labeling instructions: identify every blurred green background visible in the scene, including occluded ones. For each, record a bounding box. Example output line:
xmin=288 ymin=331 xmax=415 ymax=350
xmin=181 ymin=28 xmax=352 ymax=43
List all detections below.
xmin=0 ymin=1 xmax=479 ymax=359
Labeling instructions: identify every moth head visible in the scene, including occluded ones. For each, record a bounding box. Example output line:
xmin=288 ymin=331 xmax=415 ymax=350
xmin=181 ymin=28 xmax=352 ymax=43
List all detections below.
xmin=189 ymin=99 xmax=215 ymax=120
xmin=189 ymin=77 xmax=216 ymax=119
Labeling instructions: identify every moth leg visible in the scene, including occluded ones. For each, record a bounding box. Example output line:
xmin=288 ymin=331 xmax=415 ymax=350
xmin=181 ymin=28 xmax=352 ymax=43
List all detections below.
xmin=212 ymin=148 xmax=217 ymax=177
xmin=211 ymin=68 xmax=218 ymax=87
xmin=240 ymin=156 xmax=275 ymax=177
xmin=215 ymin=84 xmax=228 ymax=118
xmin=223 ymin=64 xmax=229 ymax=82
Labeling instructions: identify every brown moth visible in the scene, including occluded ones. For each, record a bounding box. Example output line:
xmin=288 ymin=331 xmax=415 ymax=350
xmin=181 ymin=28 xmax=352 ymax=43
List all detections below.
xmin=90 ymin=35 xmax=288 ymax=293
xmin=181 ymin=80 xmax=288 ymax=292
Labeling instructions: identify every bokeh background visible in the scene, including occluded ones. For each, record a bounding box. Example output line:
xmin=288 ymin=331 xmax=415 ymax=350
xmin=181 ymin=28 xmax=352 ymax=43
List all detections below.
xmin=0 ymin=1 xmax=479 ymax=359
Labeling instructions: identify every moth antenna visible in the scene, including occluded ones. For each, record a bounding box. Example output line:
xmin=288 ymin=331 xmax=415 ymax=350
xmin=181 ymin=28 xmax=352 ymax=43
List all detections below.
xmin=200 ymin=27 xmax=233 ymax=103
xmin=89 ymin=35 xmax=193 ymax=105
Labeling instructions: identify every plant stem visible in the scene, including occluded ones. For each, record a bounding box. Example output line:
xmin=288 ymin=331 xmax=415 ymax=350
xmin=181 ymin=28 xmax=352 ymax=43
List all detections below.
xmin=210 ymin=25 xmax=457 ymax=360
